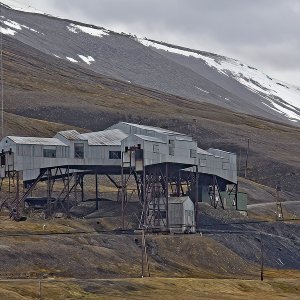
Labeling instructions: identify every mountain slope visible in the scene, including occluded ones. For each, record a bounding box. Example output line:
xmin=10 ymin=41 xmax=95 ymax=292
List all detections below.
xmin=0 ymin=2 xmax=300 ymax=194
xmin=1 ymin=32 xmax=300 ymax=195
xmin=0 ymin=2 xmax=300 ymax=127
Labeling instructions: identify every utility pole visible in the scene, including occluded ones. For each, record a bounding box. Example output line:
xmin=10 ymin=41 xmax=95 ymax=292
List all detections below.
xmin=141 ymin=227 xmax=150 ymax=278
xmin=244 ymin=138 xmax=250 ymax=178
xmin=38 ymin=278 xmax=42 ymax=300
xmin=260 ymin=232 xmax=264 ymax=281
xmin=0 ymin=3 xmax=4 ymax=138
xmin=276 ymin=183 xmax=284 ymax=221
xmin=238 ymin=148 xmax=242 ymax=177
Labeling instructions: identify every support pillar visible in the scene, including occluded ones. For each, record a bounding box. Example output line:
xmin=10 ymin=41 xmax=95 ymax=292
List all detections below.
xmin=95 ymin=172 xmax=99 ymax=211
xmin=165 ymin=163 xmax=169 ymax=230
xmin=195 ymin=166 xmax=199 ymax=230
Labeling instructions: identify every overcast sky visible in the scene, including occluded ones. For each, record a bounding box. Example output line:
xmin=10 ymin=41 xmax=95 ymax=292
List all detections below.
xmin=10 ymin=0 xmax=300 ymax=86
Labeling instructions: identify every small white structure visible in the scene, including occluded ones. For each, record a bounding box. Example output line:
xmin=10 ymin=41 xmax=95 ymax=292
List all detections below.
xmin=168 ymin=196 xmax=195 ymax=233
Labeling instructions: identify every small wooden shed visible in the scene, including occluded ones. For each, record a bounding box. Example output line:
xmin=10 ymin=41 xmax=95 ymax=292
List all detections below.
xmin=168 ymin=196 xmax=195 ymax=233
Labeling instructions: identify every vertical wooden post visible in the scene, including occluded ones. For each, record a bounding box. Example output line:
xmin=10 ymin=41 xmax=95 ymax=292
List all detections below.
xmin=260 ymin=232 xmax=264 ymax=281
xmin=245 ymin=138 xmax=250 ymax=178
xmin=141 ymin=228 xmax=145 ymax=278
xmin=81 ymin=174 xmax=84 ymax=202
xmin=47 ymin=168 xmax=51 ymax=218
xmin=165 ymin=163 xmax=169 ymax=230
xmin=195 ymin=166 xmax=199 ymax=230
xmin=39 ymin=279 xmax=42 ymax=300
xmin=142 ymin=166 xmax=146 ymax=227
xmin=95 ymin=172 xmax=99 ymax=210
xmin=121 ymin=152 xmax=125 ymax=229
xmin=67 ymin=166 xmax=70 ymax=218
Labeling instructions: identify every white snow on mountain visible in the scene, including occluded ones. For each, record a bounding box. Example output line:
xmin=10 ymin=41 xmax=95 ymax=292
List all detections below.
xmin=195 ymin=86 xmax=209 ymax=94
xmin=67 ymin=23 xmax=109 ymax=38
xmin=0 ymin=0 xmax=46 ymax=15
xmin=1 ymin=1 xmax=300 ymax=124
xmin=0 ymin=26 xmax=15 ymax=35
xmin=3 ymin=19 xmax=20 ymax=29
xmin=66 ymin=57 xmax=78 ymax=63
xmin=78 ymin=55 xmax=95 ymax=65
xmin=138 ymin=38 xmax=300 ymax=122
xmin=0 ymin=17 xmax=42 ymax=35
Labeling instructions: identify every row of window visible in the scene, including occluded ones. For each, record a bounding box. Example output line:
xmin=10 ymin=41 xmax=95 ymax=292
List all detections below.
xmin=153 ymin=143 xmax=197 ymax=158
xmin=198 ymin=158 xmax=230 ymax=170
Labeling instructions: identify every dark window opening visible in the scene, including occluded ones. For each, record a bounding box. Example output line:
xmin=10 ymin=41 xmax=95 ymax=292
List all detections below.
xmin=74 ymin=143 xmax=84 ymax=159
xmin=190 ymin=149 xmax=197 ymax=158
xmin=153 ymin=144 xmax=159 ymax=153
xmin=135 ymin=149 xmax=143 ymax=160
xmin=43 ymin=149 xmax=56 ymax=158
xmin=1 ymin=155 xmax=5 ymax=166
xmin=109 ymin=151 xmax=121 ymax=159
xmin=154 ymin=211 xmax=166 ymax=219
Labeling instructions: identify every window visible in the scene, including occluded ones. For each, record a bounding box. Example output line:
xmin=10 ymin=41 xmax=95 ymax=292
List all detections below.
xmin=199 ymin=154 xmax=207 ymax=167
xmin=135 ymin=149 xmax=143 ymax=160
xmin=169 ymin=140 xmax=175 ymax=147
xmin=190 ymin=149 xmax=197 ymax=158
xmin=222 ymin=161 xmax=229 ymax=170
xmin=153 ymin=144 xmax=159 ymax=153
xmin=1 ymin=155 xmax=5 ymax=166
xmin=74 ymin=143 xmax=84 ymax=159
xmin=154 ymin=211 xmax=166 ymax=219
xmin=109 ymin=151 xmax=121 ymax=159
xmin=43 ymin=149 xmax=56 ymax=158
xmin=169 ymin=147 xmax=174 ymax=156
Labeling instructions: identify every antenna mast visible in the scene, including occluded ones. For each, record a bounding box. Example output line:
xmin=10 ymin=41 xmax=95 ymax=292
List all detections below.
xmin=0 ymin=3 xmax=4 ymax=138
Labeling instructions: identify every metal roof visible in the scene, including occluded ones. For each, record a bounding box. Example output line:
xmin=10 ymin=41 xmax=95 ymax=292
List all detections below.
xmin=7 ymin=137 xmax=68 ymax=146
xmin=169 ymin=196 xmax=192 ymax=204
xmin=208 ymin=148 xmax=235 ymax=156
xmin=80 ymin=129 xmax=128 ymax=146
xmin=197 ymin=147 xmax=212 ymax=155
xmin=57 ymin=130 xmax=83 ymax=141
xmin=118 ymin=122 xmax=188 ymax=136
xmin=134 ymin=134 xmax=166 ymax=144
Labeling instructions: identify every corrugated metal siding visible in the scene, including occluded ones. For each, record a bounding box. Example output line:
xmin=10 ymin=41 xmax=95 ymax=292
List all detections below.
xmin=7 ymin=137 xmax=67 ymax=146
xmin=169 ymin=203 xmax=183 ymax=227
xmin=80 ymin=129 xmax=128 ymax=146
xmin=135 ymin=134 xmax=166 ymax=144
xmin=113 ymin=122 xmax=186 ymax=136
xmin=57 ymin=130 xmax=82 ymax=141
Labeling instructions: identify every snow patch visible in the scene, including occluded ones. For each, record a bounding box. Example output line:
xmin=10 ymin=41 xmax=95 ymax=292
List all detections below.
xmin=78 ymin=55 xmax=95 ymax=65
xmin=195 ymin=86 xmax=209 ymax=94
xmin=67 ymin=23 xmax=109 ymax=38
xmin=0 ymin=26 xmax=16 ymax=35
xmin=0 ymin=18 xmax=43 ymax=35
xmin=138 ymin=38 xmax=300 ymax=123
xmin=3 ymin=19 xmax=21 ymax=30
xmin=53 ymin=54 xmax=61 ymax=58
xmin=66 ymin=57 xmax=78 ymax=63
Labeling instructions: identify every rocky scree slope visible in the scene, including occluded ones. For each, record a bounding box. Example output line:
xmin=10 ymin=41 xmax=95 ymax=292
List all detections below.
xmin=0 ymin=1 xmax=300 ymax=127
